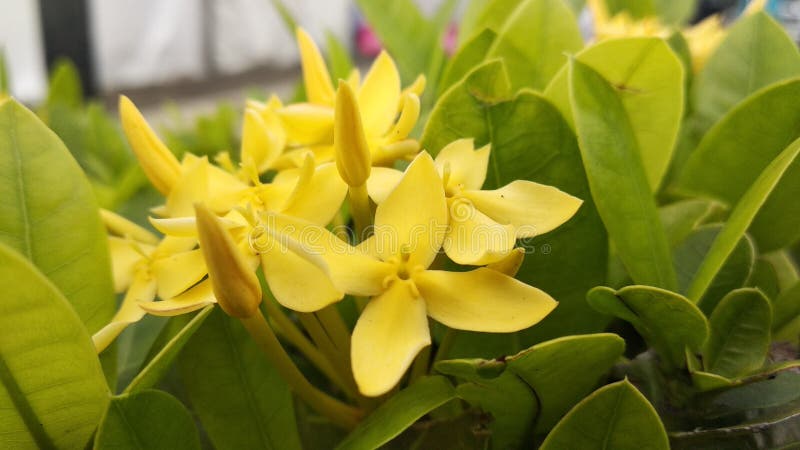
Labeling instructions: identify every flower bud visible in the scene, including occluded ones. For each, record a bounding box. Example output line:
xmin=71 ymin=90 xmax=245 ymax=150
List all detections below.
xmin=119 ymin=95 xmax=181 ymax=195
xmin=334 ymin=80 xmax=372 ymax=187
xmin=195 ymin=203 xmax=262 ymax=318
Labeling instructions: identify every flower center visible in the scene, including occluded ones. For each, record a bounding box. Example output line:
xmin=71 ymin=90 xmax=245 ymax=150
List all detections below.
xmin=383 ymin=249 xmax=423 ymax=296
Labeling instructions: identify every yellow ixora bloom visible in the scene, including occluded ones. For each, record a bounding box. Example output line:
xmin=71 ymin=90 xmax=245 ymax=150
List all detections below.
xmin=258 ymin=152 xmax=560 ymax=396
xmin=367 ymin=139 xmax=583 ymax=265
xmin=275 ymin=28 xmax=423 ymax=168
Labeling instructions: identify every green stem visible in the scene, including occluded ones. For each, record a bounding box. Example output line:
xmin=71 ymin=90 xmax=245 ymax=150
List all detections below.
xmin=409 ymin=346 xmax=431 ymax=383
xmin=240 ymin=313 xmax=361 ymax=429
xmin=433 ymin=328 xmax=458 ymax=363
xmin=316 ymin=305 xmax=351 ymax=357
xmin=297 ymin=313 xmax=358 ymax=398
xmin=348 ymin=184 xmax=371 ymax=243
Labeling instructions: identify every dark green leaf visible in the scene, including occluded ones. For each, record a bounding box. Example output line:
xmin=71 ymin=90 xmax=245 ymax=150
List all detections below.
xmin=94 ymin=389 xmax=200 ymax=450
xmin=0 ymin=99 xmax=114 ymax=333
xmin=772 ymin=281 xmax=800 ymax=340
xmin=0 ymin=242 xmax=109 ymax=449
xmin=178 ymin=308 xmax=301 ymax=450
xmin=660 ymin=199 xmax=716 ymax=247
xmin=540 ymin=379 xmax=669 ymax=450
xmin=569 ymin=59 xmax=676 ymax=289
xmin=336 ymin=376 xmax=456 ymax=450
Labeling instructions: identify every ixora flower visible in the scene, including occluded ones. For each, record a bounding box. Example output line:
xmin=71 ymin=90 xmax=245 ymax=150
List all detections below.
xmin=367 ymin=139 xmax=583 ymax=265
xmin=260 ymin=152 xmax=561 ymax=396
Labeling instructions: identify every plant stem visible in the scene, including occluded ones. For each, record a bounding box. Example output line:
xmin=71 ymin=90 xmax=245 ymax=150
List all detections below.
xmin=316 ymin=305 xmax=351 ymax=357
xmin=409 ymin=346 xmax=431 ymax=383
xmin=348 ymin=184 xmax=371 ymax=242
xmin=239 ymin=312 xmax=362 ymax=429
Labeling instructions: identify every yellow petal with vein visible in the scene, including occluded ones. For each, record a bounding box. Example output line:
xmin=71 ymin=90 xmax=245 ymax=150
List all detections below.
xmin=296 ymin=28 xmax=335 ymax=105
xmin=443 ymin=200 xmax=515 ymax=265
xmin=334 ymin=81 xmax=371 ymax=187
xmin=435 ymin=139 xmax=490 ymax=192
xmin=153 ymin=249 xmax=208 ymax=299
xmin=358 ymin=51 xmax=401 ymax=136
xmin=351 ymin=282 xmax=430 ymax=396
xmin=92 ymin=274 xmax=156 ymax=352
xmin=139 ymin=280 xmax=216 ymax=316
xmin=366 ymin=167 xmax=403 ymax=204
xmin=108 ymin=236 xmax=151 ymax=292
xmin=279 ymin=103 xmax=334 ymax=145
xmin=101 ymin=209 xmax=158 ymax=244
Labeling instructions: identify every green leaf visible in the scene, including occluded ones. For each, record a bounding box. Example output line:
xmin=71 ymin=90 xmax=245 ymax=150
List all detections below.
xmin=604 ymin=0 xmax=656 ymax=18
xmin=763 ymin=250 xmax=800 ymax=293
xmin=94 ymin=390 xmax=200 ymax=450
xmin=438 ymin=28 xmax=498 ymax=94
xmin=124 ymin=306 xmax=213 ymax=394
xmin=0 ymin=49 xmax=8 ymax=94
xmin=673 ymin=225 xmax=755 ymax=314
xmin=546 ymin=37 xmax=685 ymax=190
xmin=435 ymin=359 xmax=537 ymax=449
xmin=568 ymin=59 xmax=677 ymax=290
xmin=422 ymin=60 xmax=609 ymax=341
xmin=587 ymin=286 xmax=708 ymax=368
xmin=660 ymin=199 xmax=716 ymax=248
xmin=325 ymin=31 xmax=354 ymax=82
xmin=693 ymin=12 xmax=800 ymax=132
xmin=678 ymin=79 xmax=800 ymax=252
xmin=684 ymin=136 xmax=800 ymax=302
xmin=0 ymin=242 xmax=109 ymax=449
xmin=704 ymin=288 xmax=772 ymax=378
xmin=178 ymin=308 xmax=301 ymax=450
xmin=473 ymin=0 xmax=583 ymax=90
xmin=507 ymin=334 xmax=626 ymax=432
xmin=540 ymin=379 xmax=669 ymax=450
xmin=336 ymin=376 xmax=456 ymax=450
xmin=0 ymin=99 xmax=114 ymax=333
xmin=46 ymin=58 xmax=83 ymax=109
xmin=773 ymin=281 xmax=800 ymax=340
xmin=653 ymin=0 xmax=697 ymax=25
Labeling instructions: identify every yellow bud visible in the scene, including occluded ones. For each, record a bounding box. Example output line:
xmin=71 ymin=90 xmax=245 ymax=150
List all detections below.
xmin=119 ymin=95 xmax=181 ymax=195
xmin=334 ymin=80 xmax=372 ymax=187
xmin=486 ymin=247 xmax=526 ymax=277
xmin=195 ymin=203 xmax=262 ymax=318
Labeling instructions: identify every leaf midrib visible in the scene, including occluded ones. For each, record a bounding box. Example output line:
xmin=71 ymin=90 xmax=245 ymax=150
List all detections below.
xmin=8 ymin=106 xmax=33 ymax=259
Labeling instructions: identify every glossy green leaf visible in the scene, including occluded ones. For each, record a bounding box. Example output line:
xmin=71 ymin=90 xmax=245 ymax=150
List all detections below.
xmin=507 ymin=334 xmax=626 ymax=432
xmin=772 ymin=280 xmax=800 ymax=340
xmin=94 ymin=389 xmax=200 ymax=450
xmin=540 ymin=379 xmax=669 ymax=450
xmin=438 ymin=28 xmax=497 ymax=94
xmin=123 ymin=306 xmax=213 ymax=394
xmin=659 ymin=199 xmax=716 ymax=247
xmin=704 ymin=288 xmax=772 ymax=378
xmin=178 ymin=308 xmax=301 ymax=450
xmin=336 ymin=376 xmax=456 ymax=450
xmin=546 ymin=37 xmax=685 ymax=190
xmin=0 ymin=242 xmax=109 ymax=449
xmin=435 ymin=359 xmax=536 ymax=450
xmin=587 ymin=286 xmax=708 ymax=368
xmin=673 ymin=225 xmax=755 ymax=314
xmin=693 ymin=12 xmax=800 ymax=131
xmin=684 ymin=136 xmax=800 ymax=302
xmin=679 ymin=79 xmax=800 ymax=252
xmin=475 ymin=0 xmax=583 ymax=90
xmin=46 ymin=59 xmax=83 ymax=109
xmin=747 ymin=258 xmax=781 ymax=301
xmin=422 ymin=60 xmax=609 ymax=341
xmin=569 ymin=59 xmax=676 ymax=290
xmin=0 ymin=99 xmax=114 ymax=333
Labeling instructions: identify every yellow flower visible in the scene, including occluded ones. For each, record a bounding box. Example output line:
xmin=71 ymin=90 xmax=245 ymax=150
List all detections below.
xmin=261 ymin=152 xmax=559 ymax=396
xmin=367 ymin=139 xmax=583 ymax=265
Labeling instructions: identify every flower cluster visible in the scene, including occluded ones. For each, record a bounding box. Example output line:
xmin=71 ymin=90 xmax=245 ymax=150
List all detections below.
xmin=95 ymin=29 xmax=582 ymax=398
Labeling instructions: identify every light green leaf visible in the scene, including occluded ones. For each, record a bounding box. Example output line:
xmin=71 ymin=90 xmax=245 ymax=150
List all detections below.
xmin=476 ymin=0 xmax=583 ymax=90
xmin=546 ymin=37 xmax=685 ymax=190
xmin=336 ymin=376 xmax=456 ymax=450
xmin=569 ymin=59 xmax=677 ymax=290
xmin=587 ymin=286 xmax=708 ymax=368
xmin=422 ymin=60 xmax=609 ymax=341
xmin=704 ymin=288 xmax=772 ymax=378
xmin=438 ymin=28 xmax=498 ymax=94
xmin=653 ymin=0 xmax=697 ymax=25
xmin=178 ymin=308 xmax=301 ymax=450
xmin=325 ymin=31 xmax=354 ymax=82
xmin=678 ymin=78 xmax=800 ymax=252
xmin=684 ymin=136 xmax=800 ymax=302
xmin=94 ymin=390 xmax=200 ymax=450
xmin=123 ymin=306 xmax=213 ymax=394
xmin=0 ymin=99 xmax=114 ymax=333
xmin=771 ymin=280 xmax=800 ymax=340
xmin=46 ymin=59 xmax=83 ymax=109
xmin=659 ymin=199 xmax=716 ymax=247
xmin=673 ymin=225 xmax=755 ymax=314
xmin=540 ymin=379 xmax=669 ymax=450
xmin=506 ymin=334 xmax=625 ymax=432
xmin=604 ymin=0 xmax=656 ymax=18
xmin=0 ymin=49 xmax=8 ymax=94
xmin=0 ymin=242 xmax=109 ymax=449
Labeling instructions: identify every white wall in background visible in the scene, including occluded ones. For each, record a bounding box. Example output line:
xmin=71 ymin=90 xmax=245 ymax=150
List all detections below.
xmin=89 ymin=0 xmax=205 ymax=90
xmin=0 ymin=0 xmax=48 ymax=103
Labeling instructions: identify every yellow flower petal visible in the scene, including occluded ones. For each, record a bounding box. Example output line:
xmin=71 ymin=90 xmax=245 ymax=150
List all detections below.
xmin=486 ymin=247 xmax=526 ymax=277
xmin=366 ymin=166 xmax=403 ymax=204
xmin=260 ymin=237 xmax=343 ymax=312
xmin=401 ymin=74 xmax=426 ymax=105
xmin=334 ymin=80 xmax=372 ymax=187
xmin=296 ymin=27 xmax=335 ymax=105
xmin=92 ymin=274 xmax=157 ymax=352
xmin=462 ymin=180 xmax=582 ymax=238
xmin=119 ymin=95 xmax=181 ymax=195
xmin=443 ymin=199 xmax=516 ymax=265
xmin=351 ymin=282 xmax=430 ymax=396
xmin=108 ymin=236 xmax=152 ymax=292
xmin=281 ymin=162 xmax=348 ymax=225
xmin=241 ymin=108 xmax=282 ymax=173
xmin=149 ymin=216 xmax=245 ymax=237
xmin=101 ymin=209 xmax=158 ymax=244
xmin=279 ymin=103 xmax=334 ymax=146
xmin=415 ymin=268 xmax=557 ymax=332
xmin=374 ymin=152 xmax=447 ymax=269
xmin=357 ymin=51 xmax=401 ymax=137
xmin=435 ymin=139 xmax=490 ymax=192
xmin=166 ymin=156 xmax=209 ymax=217
xmin=384 ymin=93 xmax=420 ymax=144
xmin=139 ymin=279 xmax=216 ymax=316
xmin=153 ymin=249 xmax=208 ymax=299
xmin=373 ymin=139 xmax=420 ymax=166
